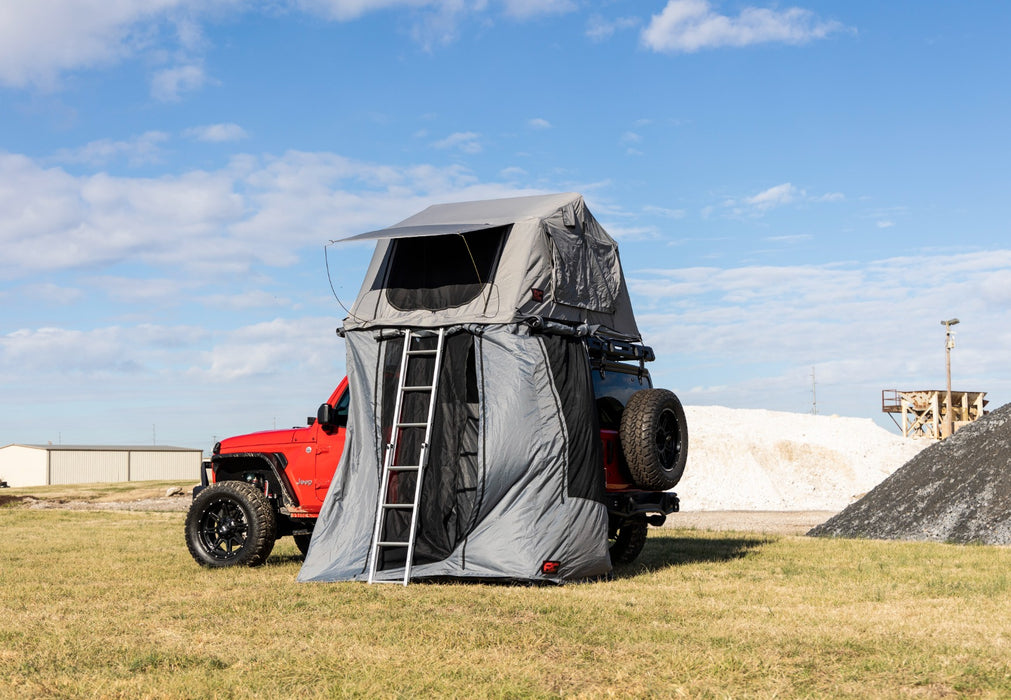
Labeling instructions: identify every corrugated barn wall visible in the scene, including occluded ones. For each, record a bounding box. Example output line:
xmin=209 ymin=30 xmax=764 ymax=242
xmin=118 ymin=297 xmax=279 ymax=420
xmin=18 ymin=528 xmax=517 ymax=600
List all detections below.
xmin=130 ymin=450 xmax=200 ymax=481
xmin=49 ymin=450 xmax=130 ymax=484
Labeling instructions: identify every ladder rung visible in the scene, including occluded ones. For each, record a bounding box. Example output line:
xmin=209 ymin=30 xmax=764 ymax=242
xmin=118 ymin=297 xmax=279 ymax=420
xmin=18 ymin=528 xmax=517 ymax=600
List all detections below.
xmin=382 ymin=503 xmax=415 ymax=510
xmin=378 ymin=541 xmax=409 ymax=547
xmin=397 ymin=422 xmax=428 ymax=428
xmin=406 ymin=349 xmax=437 ymax=356
xmin=402 ymin=385 xmax=433 ymax=391
xmin=388 ymin=465 xmax=420 ymax=471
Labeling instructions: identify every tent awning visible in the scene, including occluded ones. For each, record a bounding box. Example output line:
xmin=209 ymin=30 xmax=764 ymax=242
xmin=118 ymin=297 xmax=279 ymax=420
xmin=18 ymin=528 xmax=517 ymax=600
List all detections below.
xmin=335 ymin=222 xmax=502 ymax=243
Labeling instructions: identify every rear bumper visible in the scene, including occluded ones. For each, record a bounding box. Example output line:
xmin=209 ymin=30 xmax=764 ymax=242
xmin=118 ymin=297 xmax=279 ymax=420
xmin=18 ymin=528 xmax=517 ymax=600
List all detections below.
xmin=606 ymin=490 xmax=679 ymax=525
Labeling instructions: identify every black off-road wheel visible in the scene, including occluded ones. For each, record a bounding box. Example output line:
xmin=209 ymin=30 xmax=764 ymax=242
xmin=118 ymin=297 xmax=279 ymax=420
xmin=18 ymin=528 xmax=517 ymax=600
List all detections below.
xmin=620 ymin=388 xmax=688 ymax=490
xmin=293 ymin=533 xmax=312 ymax=557
xmin=185 ymin=481 xmax=277 ymax=568
xmin=609 ymin=516 xmax=648 ymax=565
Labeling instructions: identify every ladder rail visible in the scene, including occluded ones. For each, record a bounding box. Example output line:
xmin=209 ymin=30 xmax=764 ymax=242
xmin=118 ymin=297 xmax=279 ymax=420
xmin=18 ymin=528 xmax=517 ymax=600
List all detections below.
xmin=367 ymin=328 xmax=415 ymax=584
xmin=401 ymin=328 xmax=445 ymax=585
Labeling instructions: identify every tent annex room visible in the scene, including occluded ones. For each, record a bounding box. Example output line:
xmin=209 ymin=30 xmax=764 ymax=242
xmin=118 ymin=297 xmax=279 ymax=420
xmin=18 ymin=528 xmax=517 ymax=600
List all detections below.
xmin=299 ymin=193 xmax=643 ymax=585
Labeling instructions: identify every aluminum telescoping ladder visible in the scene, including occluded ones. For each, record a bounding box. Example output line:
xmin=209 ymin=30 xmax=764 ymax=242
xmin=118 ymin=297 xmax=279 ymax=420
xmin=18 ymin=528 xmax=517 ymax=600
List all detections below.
xmin=367 ymin=328 xmax=446 ymax=585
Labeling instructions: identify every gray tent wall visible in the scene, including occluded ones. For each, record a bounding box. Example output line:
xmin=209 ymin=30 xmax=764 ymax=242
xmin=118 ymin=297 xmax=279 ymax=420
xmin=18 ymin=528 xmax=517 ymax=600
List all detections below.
xmin=298 ymin=325 xmax=612 ymax=583
xmin=299 ymin=193 xmax=632 ymax=583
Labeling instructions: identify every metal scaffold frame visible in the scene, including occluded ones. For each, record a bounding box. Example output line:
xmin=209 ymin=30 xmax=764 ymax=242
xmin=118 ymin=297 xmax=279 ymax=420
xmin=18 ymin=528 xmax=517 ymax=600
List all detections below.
xmin=882 ymin=389 xmax=988 ymax=439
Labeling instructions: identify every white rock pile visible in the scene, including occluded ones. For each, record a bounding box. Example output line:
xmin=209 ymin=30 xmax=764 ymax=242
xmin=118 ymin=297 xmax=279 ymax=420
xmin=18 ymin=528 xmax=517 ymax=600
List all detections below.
xmin=677 ymin=406 xmax=927 ymax=511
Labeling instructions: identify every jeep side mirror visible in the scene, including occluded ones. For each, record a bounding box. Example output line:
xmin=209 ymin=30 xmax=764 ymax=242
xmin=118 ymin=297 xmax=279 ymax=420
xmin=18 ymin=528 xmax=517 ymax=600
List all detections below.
xmin=317 ymin=403 xmax=334 ymax=426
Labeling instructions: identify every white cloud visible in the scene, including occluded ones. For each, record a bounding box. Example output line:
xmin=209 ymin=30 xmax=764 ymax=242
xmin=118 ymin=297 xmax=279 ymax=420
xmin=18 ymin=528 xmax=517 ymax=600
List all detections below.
xmin=190 ymin=317 xmax=340 ymax=381
xmin=813 ymin=192 xmax=844 ymax=203
xmin=0 ymin=150 xmax=247 ymax=276
xmin=0 ymin=150 xmax=551 ymax=443
xmin=0 ymin=0 xmax=585 ymax=92
xmin=291 ymin=0 xmax=443 ymax=22
xmin=745 ymin=182 xmax=801 ymax=211
xmin=500 ymin=166 xmax=527 ymax=178
xmin=605 ymin=225 xmax=661 ymax=241
xmin=765 ymin=233 xmax=812 ymax=243
xmin=199 ymin=290 xmax=293 ymax=310
xmin=527 ymin=118 xmax=552 ymax=130
xmin=151 ymin=63 xmax=209 ymax=101
xmin=586 ymin=14 xmax=639 ymax=42
xmin=877 ymin=220 xmax=895 ymax=229
xmin=0 ymin=149 xmax=546 ymax=278
xmin=52 ymin=131 xmax=170 ymax=167
xmin=642 ymin=0 xmax=845 ymax=53
xmin=291 ymin=0 xmax=573 ymax=49
xmin=500 ymin=0 xmax=576 ymax=20
xmin=292 ymin=0 xmax=575 ymax=22
xmin=644 ymin=205 xmax=686 ymax=219
xmin=0 ymin=0 xmax=236 ymax=94
xmin=716 ymin=182 xmax=844 ymax=217
xmin=0 ymin=323 xmax=207 ymax=376
xmin=87 ymin=275 xmax=201 ymax=303
xmin=630 ymin=251 xmax=1011 ymax=415
xmin=0 ymin=0 xmax=180 ymax=88
xmin=9 ymin=282 xmax=83 ymax=305
xmin=432 ymin=131 xmax=482 ymax=154
xmin=183 ymin=123 xmax=249 ymax=142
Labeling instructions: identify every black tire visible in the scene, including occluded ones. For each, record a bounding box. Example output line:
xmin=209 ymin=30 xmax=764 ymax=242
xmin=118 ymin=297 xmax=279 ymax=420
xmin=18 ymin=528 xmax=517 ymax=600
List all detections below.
xmin=185 ymin=481 xmax=277 ymax=568
xmin=619 ymin=388 xmax=688 ymax=490
xmin=609 ymin=516 xmax=648 ymax=565
xmin=293 ymin=533 xmax=312 ymax=557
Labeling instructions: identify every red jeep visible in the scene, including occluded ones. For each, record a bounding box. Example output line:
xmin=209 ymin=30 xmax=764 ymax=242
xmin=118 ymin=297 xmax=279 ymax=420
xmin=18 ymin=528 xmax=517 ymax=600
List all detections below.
xmin=185 ymin=341 xmax=685 ymax=568
xmin=185 ymin=378 xmax=350 ymax=566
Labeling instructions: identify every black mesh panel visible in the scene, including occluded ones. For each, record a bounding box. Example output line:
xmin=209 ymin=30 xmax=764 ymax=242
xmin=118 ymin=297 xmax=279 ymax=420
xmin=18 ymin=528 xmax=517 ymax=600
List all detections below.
xmin=413 ymin=332 xmax=480 ymax=565
xmin=384 ymin=227 xmax=509 ymax=311
xmin=376 ymin=332 xmax=482 ymax=571
xmin=541 ymin=336 xmax=605 ymax=503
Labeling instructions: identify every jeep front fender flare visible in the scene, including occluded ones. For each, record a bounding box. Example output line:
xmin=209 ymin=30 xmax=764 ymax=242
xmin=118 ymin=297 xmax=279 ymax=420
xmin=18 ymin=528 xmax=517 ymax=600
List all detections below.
xmin=211 ymin=452 xmax=299 ymax=510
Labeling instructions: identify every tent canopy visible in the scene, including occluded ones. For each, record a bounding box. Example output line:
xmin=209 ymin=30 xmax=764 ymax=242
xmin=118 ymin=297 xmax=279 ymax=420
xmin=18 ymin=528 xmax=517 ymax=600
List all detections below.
xmin=339 ymin=193 xmax=640 ymax=340
xmin=300 ymin=193 xmax=642 ymax=584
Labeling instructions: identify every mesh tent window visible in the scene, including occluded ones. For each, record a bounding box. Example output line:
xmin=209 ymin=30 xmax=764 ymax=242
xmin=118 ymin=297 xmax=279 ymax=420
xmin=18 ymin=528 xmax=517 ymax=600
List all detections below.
xmin=384 ymin=226 xmax=510 ymax=312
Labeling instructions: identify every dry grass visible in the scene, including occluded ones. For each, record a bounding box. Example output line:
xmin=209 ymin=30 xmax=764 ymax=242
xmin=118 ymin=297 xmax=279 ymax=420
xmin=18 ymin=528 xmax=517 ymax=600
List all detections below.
xmin=0 ymin=480 xmax=195 ymax=506
xmin=1 ymin=486 xmax=1009 ymax=698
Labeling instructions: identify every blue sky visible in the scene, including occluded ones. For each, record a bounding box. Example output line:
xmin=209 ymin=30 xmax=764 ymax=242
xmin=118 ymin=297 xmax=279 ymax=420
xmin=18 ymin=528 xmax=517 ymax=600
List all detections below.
xmin=2 ymin=1 xmax=1009 ymax=451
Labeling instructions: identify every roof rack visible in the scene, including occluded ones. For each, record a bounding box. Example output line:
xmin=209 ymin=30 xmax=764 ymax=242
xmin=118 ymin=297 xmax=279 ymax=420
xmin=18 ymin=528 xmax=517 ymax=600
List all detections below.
xmin=585 ymin=336 xmax=655 ymax=363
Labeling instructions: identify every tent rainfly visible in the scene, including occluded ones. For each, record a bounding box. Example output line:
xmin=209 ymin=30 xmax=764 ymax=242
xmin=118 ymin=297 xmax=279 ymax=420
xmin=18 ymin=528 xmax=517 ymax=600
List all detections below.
xmin=299 ymin=193 xmax=640 ymax=584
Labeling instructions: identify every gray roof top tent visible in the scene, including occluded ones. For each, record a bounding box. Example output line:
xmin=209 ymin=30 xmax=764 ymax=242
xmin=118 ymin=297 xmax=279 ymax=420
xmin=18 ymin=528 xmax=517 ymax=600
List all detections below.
xmin=299 ymin=193 xmax=643 ymax=584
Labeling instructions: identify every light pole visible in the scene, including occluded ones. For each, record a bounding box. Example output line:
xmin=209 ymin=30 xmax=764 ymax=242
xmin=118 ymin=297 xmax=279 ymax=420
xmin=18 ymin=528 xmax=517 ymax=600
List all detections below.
xmin=941 ymin=318 xmax=959 ymax=438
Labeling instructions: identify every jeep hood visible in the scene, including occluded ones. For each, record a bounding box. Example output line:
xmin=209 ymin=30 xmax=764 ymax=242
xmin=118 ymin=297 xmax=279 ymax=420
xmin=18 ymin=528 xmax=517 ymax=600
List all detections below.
xmin=219 ymin=428 xmax=305 ymax=452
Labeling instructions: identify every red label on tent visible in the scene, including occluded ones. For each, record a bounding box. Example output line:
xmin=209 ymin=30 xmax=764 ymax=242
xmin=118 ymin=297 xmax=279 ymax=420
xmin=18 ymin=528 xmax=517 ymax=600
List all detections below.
xmin=531 ymin=288 xmax=544 ymax=302
xmin=541 ymin=560 xmax=560 ymax=575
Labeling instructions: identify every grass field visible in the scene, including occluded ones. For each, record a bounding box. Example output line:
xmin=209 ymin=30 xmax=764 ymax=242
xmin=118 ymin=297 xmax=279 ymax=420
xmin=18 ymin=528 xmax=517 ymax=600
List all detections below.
xmin=1 ymin=484 xmax=1010 ymax=698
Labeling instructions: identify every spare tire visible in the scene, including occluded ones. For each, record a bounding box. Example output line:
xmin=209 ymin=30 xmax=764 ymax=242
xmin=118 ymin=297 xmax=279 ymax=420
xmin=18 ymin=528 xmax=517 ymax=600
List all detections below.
xmin=620 ymin=388 xmax=688 ymax=490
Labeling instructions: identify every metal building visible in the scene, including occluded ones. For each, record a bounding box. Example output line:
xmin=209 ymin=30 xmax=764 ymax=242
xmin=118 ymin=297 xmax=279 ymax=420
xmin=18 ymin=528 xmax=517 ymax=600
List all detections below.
xmin=0 ymin=444 xmax=203 ymax=488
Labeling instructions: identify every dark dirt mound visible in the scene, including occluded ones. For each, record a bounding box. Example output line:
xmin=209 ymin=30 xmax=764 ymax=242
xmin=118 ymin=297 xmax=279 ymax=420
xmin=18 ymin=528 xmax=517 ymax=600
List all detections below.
xmin=809 ymin=403 xmax=1011 ymax=545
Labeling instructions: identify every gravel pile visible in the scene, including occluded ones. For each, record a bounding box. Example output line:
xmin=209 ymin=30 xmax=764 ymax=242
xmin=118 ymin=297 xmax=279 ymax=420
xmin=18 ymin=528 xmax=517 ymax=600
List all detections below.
xmin=809 ymin=403 xmax=1011 ymax=545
